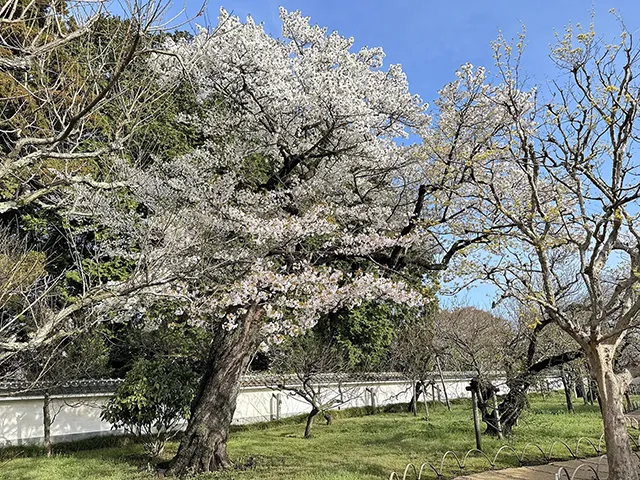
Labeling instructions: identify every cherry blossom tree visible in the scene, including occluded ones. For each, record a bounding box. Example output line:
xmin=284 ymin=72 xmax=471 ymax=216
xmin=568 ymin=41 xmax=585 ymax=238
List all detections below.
xmin=117 ymin=8 xmax=482 ymax=475
xmin=432 ymin=21 xmax=640 ymax=479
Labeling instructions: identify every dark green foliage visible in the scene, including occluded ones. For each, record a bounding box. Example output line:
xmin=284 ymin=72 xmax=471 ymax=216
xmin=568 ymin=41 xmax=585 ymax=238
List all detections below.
xmin=101 ymin=358 xmax=197 ymax=456
xmin=107 ymin=305 xmax=210 ymax=379
xmin=318 ymin=302 xmax=398 ymax=371
xmin=311 ymin=301 xmax=427 ymax=371
xmin=18 ymin=327 xmax=112 ymax=385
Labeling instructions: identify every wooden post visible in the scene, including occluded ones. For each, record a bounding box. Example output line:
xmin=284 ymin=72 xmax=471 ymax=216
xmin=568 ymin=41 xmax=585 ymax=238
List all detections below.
xmin=467 ymin=385 xmax=482 ymax=451
xmin=492 ymin=393 xmax=503 ymax=440
xmin=431 ymin=382 xmax=436 ymax=409
xmin=270 ymin=393 xmax=281 ymax=420
xmin=411 ymin=380 xmax=417 ymax=416
xmin=270 ymin=394 xmax=276 ymax=421
xmin=423 ymin=390 xmax=429 ymax=420
xmin=436 ymin=356 xmax=451 ymax=411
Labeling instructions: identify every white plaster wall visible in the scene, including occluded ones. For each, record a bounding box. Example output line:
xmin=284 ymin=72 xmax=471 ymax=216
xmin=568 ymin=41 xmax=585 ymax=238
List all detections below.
xmin=0 ymin=395 xmax=115 ymax=446
xmin=0 ymin=375 xmax=549 ymax=446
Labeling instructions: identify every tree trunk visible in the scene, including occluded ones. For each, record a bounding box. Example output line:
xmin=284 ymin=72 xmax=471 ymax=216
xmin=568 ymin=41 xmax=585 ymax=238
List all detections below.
xmin=587 ymin=345 xmax=638 ymax=480
xmin=409 ymin=380 xmax=420 ymax=415
xmin=323 ymin=412 xmax=333 ymax=425
xmin=470 ymin=377 xmax=523 ymax=436
xmin=560 ymin=366 xmax=574 ymax=413
xmin=436 ymin=357 xmax=451 ymax=410
xmin=493 ymin=386 xmax=528 ymax=435
xmin=43 ymin=390 xmax=52 ymax=458
xmin=304 ymin=407 xmax=319 ymax=438
xmin=169 ymin=304 xmax=263 ymax=477
xmin=575 ymin=373 xmax=587 ymax=402
xmin=409 ymin=381 xmax=424 ymax=415
xmin=587 ymin=377 xmax=596 ymax=406
xmin=481 ymin=350 xmax=584 ymax=436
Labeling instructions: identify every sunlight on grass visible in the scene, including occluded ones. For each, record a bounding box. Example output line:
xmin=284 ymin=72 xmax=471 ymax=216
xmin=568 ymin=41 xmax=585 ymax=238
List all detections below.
xmin=0 ymin=393 xmax=612 ymax=480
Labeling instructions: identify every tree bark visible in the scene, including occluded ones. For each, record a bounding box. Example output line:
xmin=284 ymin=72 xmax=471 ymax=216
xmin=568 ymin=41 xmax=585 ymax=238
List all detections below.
xmin=474 ymin=350 xmax=583 ymax=436
xmin=304 ymin=407 xmax=319 ymax=438
xmin=587 ymin=377 xmax=596 ymax=406
xmin=470 ymin=378 xmax=507 ymax=436
xmin=560 ymin=366 xmax=574 ymax=413
xmin=169 ymin=304 xmax=263 ymax=477
xmin=587 ymin=344 xmax=638 ymax=480
xmin=43 ymin=390 xmax=52 ymax=458
xmin=409 ymin=380 xmax=422 ymax=415
xmin=491 ymin=385 xmax=527 ymax=435
xmin=575 ymin=373 xmax=587 ymax=403
xmin=409 ymin=380 xmax=417 ymax=415
xmin=323 ymin=412 xmax=333 ymax=425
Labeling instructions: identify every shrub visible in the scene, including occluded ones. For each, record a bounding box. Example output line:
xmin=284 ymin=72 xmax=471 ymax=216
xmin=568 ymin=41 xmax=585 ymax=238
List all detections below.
xmin=101 ymin=359 xmax=197 ymax=456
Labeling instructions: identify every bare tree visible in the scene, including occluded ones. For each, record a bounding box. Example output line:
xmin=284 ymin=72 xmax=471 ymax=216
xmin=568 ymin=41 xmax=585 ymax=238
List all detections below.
xmin=431 ymin=20 xmax=640 ymax=478
xmin=391 ymin=315 xmax=437 ymax=418
xmin=0 ymin=0 xmax=203 ymax=362
xmin=435 ymin=307 xmax=512 ymax=378
xmin=481 ymin=308 xmax=582 ymax=435
xmin=270 ymin=333 xmax=360 ymax=438
xmin=0 ymin=0 xmax=178 ymax=213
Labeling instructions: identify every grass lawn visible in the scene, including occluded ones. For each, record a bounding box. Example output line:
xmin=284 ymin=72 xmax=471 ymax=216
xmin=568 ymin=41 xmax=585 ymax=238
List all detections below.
xmin=0 ymin=393 xmax=618 ymax=480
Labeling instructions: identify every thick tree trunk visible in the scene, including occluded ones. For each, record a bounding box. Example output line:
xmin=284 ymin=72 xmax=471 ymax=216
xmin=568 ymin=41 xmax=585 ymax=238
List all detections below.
xmin=304 ymin=407 xmax=319 ymax=438
xmin=492 ymin=386 xmax=528 ymax=435
xmin=471 ymin=378 xmax=516 ymax=436
xmin=587 ymin=345 xmax=638 ymax=480
xmin=169 ymin=304 xmax=263 ymax=477
xmin=43 ymin=390 xmax=52 ymax=458
xmin=474 ymin=349 xmax=583 ymax=436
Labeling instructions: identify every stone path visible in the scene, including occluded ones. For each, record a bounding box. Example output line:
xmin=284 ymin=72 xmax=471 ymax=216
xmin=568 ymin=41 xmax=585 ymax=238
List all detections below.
xmin=454 ymin=455 xmax=617 ymax=479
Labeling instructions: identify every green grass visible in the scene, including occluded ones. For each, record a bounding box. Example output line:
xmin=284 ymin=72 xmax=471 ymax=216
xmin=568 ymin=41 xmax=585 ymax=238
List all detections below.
xmin=0 ymin=393 xmax=618 ymax=480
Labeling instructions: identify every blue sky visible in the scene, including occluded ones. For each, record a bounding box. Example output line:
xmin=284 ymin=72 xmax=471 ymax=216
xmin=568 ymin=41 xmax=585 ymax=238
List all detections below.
xmin=159 ymin=1 xmax=640 ymax=309
xmin=172 ymin=0 xmax=640 ymax=106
